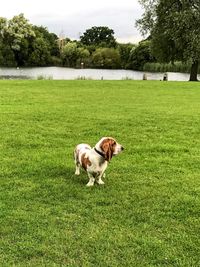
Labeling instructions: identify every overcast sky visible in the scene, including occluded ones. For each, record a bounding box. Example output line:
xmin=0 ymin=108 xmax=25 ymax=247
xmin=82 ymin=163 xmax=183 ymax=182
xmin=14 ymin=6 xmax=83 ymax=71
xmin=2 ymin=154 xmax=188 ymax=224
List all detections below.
xmin=0 ymin=0 xmax=143 ymax=43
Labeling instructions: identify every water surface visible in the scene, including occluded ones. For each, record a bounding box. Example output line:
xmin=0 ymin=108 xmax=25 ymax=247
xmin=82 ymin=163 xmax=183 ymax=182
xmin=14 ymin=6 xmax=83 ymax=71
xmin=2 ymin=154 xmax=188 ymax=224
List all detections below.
xmin=0 ymin=66 xmax=197 ymax=81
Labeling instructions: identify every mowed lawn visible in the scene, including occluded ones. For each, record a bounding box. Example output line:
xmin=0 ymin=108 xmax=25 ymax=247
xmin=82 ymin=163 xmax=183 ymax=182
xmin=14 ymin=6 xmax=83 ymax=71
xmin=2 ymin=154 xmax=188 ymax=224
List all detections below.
xmin=1 ymin=80 xmax=200 ymax=266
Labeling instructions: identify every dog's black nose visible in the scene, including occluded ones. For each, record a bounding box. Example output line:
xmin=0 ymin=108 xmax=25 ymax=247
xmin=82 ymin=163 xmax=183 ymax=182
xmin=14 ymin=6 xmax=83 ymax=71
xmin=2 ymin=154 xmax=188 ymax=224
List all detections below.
xmin=121 ymin=146 xmax=124 ymax=151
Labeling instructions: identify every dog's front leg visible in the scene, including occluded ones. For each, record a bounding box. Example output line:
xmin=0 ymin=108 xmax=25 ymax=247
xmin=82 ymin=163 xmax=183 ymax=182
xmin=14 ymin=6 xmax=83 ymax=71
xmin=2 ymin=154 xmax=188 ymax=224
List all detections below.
xmin=86 ymin=173 xmax=95 ymax=187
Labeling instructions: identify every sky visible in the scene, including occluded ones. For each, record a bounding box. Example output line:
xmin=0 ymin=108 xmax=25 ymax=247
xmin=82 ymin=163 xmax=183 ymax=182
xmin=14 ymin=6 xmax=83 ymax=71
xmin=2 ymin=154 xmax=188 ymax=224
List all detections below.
xmin=0 ymin=0 xmax=143 ymax=43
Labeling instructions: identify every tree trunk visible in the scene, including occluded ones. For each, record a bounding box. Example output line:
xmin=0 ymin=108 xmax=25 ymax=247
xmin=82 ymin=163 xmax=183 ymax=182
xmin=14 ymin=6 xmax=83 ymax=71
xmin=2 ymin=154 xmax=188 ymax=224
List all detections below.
xmin=189 ymin=60 xmax=199 ymax=81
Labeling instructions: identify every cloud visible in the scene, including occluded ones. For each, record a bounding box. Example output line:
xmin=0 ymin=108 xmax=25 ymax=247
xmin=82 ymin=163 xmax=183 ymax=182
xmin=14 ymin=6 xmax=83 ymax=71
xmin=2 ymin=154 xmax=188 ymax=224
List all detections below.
xmin=30 ymin=6 xmax=143 ymax=43
xmin=0 ymin=0 xmax=143 ymax=43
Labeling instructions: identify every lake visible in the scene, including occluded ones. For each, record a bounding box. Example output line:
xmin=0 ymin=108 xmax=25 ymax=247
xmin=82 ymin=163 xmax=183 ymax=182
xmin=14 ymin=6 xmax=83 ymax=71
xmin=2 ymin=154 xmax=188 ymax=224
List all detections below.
xmin=0 ymin=66 xmax=198 ymax=81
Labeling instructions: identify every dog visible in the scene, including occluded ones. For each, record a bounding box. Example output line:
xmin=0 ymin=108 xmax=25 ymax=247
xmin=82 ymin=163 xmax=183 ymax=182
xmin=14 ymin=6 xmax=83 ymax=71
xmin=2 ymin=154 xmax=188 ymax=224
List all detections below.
xmin=74 ymin=137 xmax=124 ymax=186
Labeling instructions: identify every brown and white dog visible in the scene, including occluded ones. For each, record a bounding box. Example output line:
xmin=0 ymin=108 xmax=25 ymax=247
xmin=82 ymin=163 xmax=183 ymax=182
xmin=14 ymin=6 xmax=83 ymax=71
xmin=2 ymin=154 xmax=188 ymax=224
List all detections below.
xmin=74 ymin=137 xmax=124 ymax=186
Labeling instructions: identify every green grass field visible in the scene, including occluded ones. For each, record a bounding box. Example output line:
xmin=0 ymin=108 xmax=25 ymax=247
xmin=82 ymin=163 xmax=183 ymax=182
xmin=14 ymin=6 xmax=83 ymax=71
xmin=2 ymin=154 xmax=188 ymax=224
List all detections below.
xmin=1 ymin=80 xmax=200 ymax=266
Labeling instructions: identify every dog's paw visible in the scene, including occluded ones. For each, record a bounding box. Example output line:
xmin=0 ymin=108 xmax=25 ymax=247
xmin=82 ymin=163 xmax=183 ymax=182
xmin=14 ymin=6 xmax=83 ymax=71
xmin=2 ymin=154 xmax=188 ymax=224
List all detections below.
xmin=86 ymin=182 xmax=94 ymax=187
xmin=97 ymin=179 xmax=105 ymax=185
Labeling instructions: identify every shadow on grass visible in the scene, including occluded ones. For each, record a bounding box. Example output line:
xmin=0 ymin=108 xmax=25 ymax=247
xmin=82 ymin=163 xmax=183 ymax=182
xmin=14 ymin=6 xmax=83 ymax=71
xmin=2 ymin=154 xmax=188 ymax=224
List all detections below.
xmin=36 ymin=164 xmax=88 ymax=186
xmin=3 ymin=162 xmax=89 ymax=187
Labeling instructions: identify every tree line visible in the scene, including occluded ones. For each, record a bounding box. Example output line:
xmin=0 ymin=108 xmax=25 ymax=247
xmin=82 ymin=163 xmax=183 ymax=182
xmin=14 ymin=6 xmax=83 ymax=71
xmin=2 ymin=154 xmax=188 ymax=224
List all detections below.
xmin=0 ymin=11 xmax=200 ymax=81
xmin=0 ymin=14 xmax=139 ymax=69
xmin=0 ymin=14 xmax=162 ymax=71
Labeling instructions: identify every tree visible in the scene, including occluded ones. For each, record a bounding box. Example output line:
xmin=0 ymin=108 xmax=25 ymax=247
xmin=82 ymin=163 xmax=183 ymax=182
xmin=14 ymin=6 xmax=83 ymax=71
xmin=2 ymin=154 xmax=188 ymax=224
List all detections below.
xmin=129 ymin=40 xmax=155 ymax=70
xmin=61 ymin=42 xmax=90 ymax=67
xmin=76 ymin=47 xmax=90 ymax=67
xmin=136 ymin=0 xmax=200 ymax=81
xmin=0 ymin=40 xmax=16 ymax=66
xmin=33 ymin=26 xmax=60 ymax=57
xmin=80 ymin=26 xmax=116 ymax=47
xmin=61 ymin=42 xmax=79 ymax=67
xmin=28 ymin=37 xmax=51 ymax=66
xmin=29 ymin=26 xmax=60 ymax=66
xmin=0 ymin=17 xmax=16 ymax=66
xmin=0 ymin=15 xmax=61 ymax=67
xmin=4 ymin=14 xmax=35 ymax=66
xmin=118 ymin=43 xmax=136 ymax=69
xmin=91 ymin=48 xmax=121 ymax=69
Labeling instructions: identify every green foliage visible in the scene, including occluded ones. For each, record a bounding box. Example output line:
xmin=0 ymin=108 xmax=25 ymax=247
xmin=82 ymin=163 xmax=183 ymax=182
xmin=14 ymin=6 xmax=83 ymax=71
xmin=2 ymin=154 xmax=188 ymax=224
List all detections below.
xmin=76 ymin=47 xmax=90 ymax=68
xmin=1 ymin=80 xmax=200 ymax=266
xmin=5 ymin=14 xmax=35 ymax=65
xmin=143 ymin=61 xmax=198 ymax=73
xmin=6 ymin=14 xmax=35 ymax=51
xmin=33 ymin=26 xmax=60 ymax=57
xmin=61 ymin=42 xmax=77 ymax=67
xmin=129 ymin=40 xmax=155 ymax=70
xmin=117 ymin=43 xmax=136 ymax=69
xmin=137 ymin=0 xmax=200 ymax=80
xmin=36 ymin=74 xmax=53 ymax=80
xmin=28 ymin=37 xmax=52 ymax=66
xmin=0 ymin=14 xmax=153 ymax=70
xmin=80 ymin=26 xmax=116 ymax=47
xmin=0 ymin=14 xmax=60 ymax=67
xmin=51 ymin=56 xmax=62 ymax=66
xmin=136 ymin=0 xmax=158 ymax=36
xmin=0 ymin=39 xmax=16 ymax=67
xmin=61 ymin=42 xmax=90 ymax=68
xmin=62 ymin=42 xmax=78 ymax=67
xmin=3 ymin=11 xmax=200 ymax=74
xmin=91 ymin=48 xmax=121 ymax=69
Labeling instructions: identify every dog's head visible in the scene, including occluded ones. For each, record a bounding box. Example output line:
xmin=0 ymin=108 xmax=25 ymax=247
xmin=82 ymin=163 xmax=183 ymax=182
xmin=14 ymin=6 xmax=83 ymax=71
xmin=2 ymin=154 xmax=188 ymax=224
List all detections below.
xmin=97 ymin=137 xmax=124 ymax=161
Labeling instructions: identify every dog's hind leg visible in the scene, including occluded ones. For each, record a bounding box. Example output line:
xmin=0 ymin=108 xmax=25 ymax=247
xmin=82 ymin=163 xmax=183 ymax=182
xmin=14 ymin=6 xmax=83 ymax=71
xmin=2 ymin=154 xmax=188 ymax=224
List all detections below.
xmin=75 ymin=164 xmax=80 ymax=175
xmin=74 ymin=149 xmax=80 ymax=175
xmin=96 ymin=172 xmax=105 ymax=185
xmin=86 ymin=173 xmax=95 ymax=187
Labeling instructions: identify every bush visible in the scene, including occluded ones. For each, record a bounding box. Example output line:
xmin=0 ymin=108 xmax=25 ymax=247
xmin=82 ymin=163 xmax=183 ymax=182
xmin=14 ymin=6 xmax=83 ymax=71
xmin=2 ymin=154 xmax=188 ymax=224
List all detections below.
xmin=61 ymin=43 xmax=90 ymax=68
xmin=51 ymin=56 xmax=62 ymax=66
xmin=91 ymin=48 xmax=121 ymax=69
xmin=37 ymin=75 xmax=53 ymax=80
xmin=129 ymin=40 xmax=155 ymax=70
xmin=143 ymin=61 xmax=194 ymax=73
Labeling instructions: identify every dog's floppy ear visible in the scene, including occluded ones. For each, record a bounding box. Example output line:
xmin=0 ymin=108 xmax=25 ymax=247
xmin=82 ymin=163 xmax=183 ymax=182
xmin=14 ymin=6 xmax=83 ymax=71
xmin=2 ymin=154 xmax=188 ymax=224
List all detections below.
xmin=101 ymin=139 xmax=114 ymax=162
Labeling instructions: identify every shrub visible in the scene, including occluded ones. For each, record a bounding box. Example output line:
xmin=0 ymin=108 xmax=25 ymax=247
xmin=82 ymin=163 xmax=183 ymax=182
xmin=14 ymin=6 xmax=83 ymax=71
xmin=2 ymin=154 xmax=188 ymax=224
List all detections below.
xmin=143 ymin=61 xmax=193 ymax=73
xmin=91 ymin=48 xmax=121 ymax=69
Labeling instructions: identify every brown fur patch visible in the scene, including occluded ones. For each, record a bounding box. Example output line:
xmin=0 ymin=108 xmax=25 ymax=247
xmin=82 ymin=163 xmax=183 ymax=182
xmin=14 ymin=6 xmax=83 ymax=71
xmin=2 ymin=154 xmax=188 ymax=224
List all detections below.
xmin=81 ymin=153 xmax=92 ymax=170
xmin=100 ymin=138 xmax=116 ymax=161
